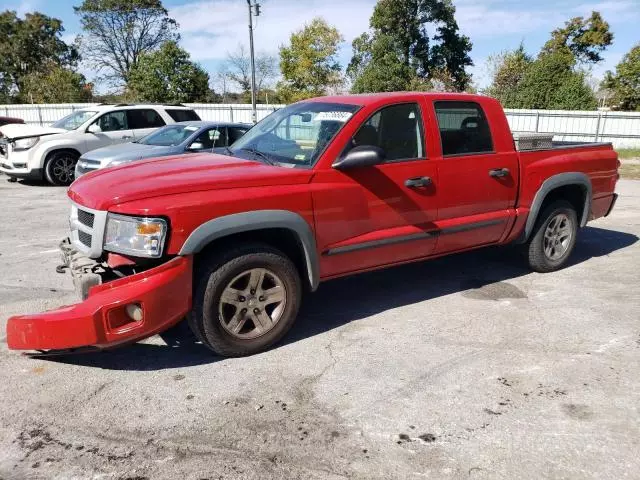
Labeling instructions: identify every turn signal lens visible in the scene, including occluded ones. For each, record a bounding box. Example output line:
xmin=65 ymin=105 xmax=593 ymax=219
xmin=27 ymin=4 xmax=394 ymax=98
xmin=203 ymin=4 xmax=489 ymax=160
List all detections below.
xmin=136 ymin=223 xmax=163 ymax=235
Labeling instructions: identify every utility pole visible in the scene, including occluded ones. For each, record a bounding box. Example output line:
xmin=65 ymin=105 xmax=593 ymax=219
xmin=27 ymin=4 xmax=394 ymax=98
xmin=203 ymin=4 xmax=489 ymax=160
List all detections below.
xmin=247 ymin=0 xmax=260 ymax=124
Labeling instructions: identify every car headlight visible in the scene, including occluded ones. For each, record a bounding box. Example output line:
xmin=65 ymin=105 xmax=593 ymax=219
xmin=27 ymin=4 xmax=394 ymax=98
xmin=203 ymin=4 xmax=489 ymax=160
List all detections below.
xmin=12 ymin=136 xmax=39 ymax=151
xmin=103 ymin=213 xmax=167 ymax=258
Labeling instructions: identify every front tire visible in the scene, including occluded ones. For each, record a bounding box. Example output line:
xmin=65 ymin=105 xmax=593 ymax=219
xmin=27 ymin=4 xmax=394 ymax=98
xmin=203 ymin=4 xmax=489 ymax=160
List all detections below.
xmin=189 ymin=243 xmax=302 ymax=357
xmin=44 ymin=151 xmax=78 ymax=185
xmin=525 ymin=199 xmax=578 ymax=272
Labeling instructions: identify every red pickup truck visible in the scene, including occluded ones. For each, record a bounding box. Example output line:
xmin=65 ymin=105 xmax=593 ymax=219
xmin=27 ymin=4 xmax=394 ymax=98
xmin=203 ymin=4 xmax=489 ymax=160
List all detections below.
xmin=6 ymin=93 xmax=619 ymax=357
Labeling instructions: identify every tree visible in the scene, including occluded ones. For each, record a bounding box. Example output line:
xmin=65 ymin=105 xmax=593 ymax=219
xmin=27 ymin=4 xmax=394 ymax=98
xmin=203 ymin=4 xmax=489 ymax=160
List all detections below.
xmin=74 ymin=0 xmax=179 ymax=87
xmin=347 ymin=0 xmax=472 ymax=93
xmin=602 ymin=44 xmax=640 ymax=111
xmin=542 ymin=11 xmax=613 ymax=64
xmin=484 ymin=44 xmax=533 ymax=108
xmin=225 ymin=44 xmax=278 ymax=102
xmin=0 ymin=11 xmax=79 ymax=102
xmin=127 ymin=41 xmax=210 ymax=103
xmin=277 ymin=18 xmax=344 ymax=102
xmin=513 ymin=51 xmax=596 ymax=110
xmin=20 ymin=65 xmax=92 ymax=103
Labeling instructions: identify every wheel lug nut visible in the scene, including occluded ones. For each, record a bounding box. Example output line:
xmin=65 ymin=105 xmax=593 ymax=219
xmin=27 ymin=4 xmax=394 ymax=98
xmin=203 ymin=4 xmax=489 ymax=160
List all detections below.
xmin=254 ymin=308 xmax=260 ymax=314
xmin=250 ymin=289 xmax=256 ymax=295
xmin=239 ymin=296 xmax=245 ymax=302
xmin=241 ymin=308 xmax=247 ymax=314
xmin=259 ymin=296 xmax=265 ymax=302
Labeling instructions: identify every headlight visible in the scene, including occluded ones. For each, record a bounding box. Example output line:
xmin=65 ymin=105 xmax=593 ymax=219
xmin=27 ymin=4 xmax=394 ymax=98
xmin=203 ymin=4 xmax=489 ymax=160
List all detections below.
xmin=103 ymin=213 xmax=167 ymax=258
xmin=12 ymin=136 xmax=39 ymax=151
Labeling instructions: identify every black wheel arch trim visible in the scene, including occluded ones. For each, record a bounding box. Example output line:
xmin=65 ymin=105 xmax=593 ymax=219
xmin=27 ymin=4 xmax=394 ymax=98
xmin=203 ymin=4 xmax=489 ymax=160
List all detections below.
xmin=179 ymin=210 xmax=320 ymax=291
xmin=516 ymin=172 xmax=592 ymax=244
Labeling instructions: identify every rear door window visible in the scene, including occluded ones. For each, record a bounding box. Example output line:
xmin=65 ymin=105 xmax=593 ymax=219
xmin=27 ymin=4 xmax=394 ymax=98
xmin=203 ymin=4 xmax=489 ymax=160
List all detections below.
xmin=127 ymin=109 xmax=166 ymax=129
xmin=434 ymin=101 xmax=494 ymax=156
xmin=166 ymin=109 xmax=201 ymax=122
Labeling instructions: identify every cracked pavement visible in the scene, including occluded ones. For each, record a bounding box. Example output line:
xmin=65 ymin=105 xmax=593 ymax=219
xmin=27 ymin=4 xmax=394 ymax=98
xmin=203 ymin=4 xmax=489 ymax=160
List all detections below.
xmin=1 ymin=177 xmax=639 ymax=479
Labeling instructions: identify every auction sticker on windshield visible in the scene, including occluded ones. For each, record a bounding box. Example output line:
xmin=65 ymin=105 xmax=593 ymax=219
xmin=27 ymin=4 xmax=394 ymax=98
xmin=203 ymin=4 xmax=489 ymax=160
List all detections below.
xmin=313 ymin=112 xmax=353 ymax=122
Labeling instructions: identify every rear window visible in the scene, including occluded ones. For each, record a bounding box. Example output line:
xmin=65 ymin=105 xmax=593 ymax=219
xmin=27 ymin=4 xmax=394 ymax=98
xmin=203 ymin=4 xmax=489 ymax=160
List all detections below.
xmin=434 ymin=101 xmax=494 ymax=156
xmin=127 ymin=109 xmax=166 ymax=129
xmin=166 ymin=109 xmax=201 ymax=122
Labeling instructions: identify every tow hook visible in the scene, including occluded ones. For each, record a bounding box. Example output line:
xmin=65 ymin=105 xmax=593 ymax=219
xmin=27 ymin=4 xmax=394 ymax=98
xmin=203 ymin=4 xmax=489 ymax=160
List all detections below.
xmin=56 ymin=264 xmax=69 ymax=274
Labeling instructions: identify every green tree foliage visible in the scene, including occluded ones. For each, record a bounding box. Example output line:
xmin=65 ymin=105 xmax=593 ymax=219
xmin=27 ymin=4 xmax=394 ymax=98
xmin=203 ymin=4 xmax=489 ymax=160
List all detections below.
xmin=277 ymin=18 xmax=344 ymax=102
xmin=602 ymin=44 xmax=640 ymax=111
xmin=484 ymin=44 xmax=533 ymax=106
xmin=484 ymin=13 xmax=609 ymax=110
xmin=20 ymin=65 xmax=93 ymax=103
xmin=508 ymin=51 xmax=596 ymax=110
xmin=0 ymin=10 xmax=79 ymax=102
xmin=75 ymin=0 xmax=179 ymax=87
xmin=347 ymin=0 xmax=472 ymax=93
xmin=127 ymin=41 xmax=210 ymax=103
xmin=542 ymin=11 xmax=613 ymax=64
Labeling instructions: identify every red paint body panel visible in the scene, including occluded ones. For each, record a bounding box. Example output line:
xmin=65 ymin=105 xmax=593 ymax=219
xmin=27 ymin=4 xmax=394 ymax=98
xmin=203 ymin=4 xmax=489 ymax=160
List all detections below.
xmin=7 ymin=92 xmax=620 ymax=352
xmin=6 ymin=256 xmax=192 ymax=350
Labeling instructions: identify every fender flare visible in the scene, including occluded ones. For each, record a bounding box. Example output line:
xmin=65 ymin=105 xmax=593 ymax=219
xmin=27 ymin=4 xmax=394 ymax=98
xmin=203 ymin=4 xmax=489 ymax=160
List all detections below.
xmin=179 ymin=210 xmax=320 ymax=291
xmin=517 ymin=172 xmax=592 ymax=243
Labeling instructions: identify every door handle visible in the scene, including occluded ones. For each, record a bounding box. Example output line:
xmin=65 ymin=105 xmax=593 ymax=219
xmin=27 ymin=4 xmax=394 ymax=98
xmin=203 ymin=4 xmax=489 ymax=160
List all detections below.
xmin=405 ymin=176 xmax=432 ymax=188
xmin=121 ymin=135 xmax=133 ymax=140
xmin=489 ymin=168 xmax=510 ymax=178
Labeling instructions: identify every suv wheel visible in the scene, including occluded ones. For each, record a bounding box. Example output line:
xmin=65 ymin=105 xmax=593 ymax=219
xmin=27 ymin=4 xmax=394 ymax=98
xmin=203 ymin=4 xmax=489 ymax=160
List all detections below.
xmin=525 ymin=199 xmax=578 ymax=272
xmin=189 ymin=243 xmax=302 ymax=357
xmin=45 ymin=151 xmax=78 ymax=185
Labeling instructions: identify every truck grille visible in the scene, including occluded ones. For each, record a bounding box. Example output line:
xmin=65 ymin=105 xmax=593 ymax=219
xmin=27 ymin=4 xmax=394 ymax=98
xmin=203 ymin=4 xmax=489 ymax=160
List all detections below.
xmin=69 ymin=203 xmax=108 ymax=259
xmin=77 ymin=209 xmax=95 ymax=228
xmin=78 ymin=230 xmax=92 ymax=247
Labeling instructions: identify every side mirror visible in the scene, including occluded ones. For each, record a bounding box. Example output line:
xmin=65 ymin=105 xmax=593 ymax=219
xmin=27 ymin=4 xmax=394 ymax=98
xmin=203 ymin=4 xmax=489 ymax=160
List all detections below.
xmin=332 ymin=145 xmax=385 ymax=170
xmin=188 ymin=142 xmax=204 ymax=151
xmin=87 ymin=123 xmax=101 ymax=134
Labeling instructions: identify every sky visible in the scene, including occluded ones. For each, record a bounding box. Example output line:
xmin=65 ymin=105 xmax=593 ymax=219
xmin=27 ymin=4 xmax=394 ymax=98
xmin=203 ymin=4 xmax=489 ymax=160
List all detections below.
xmin=2 ymin=0 xmax=639 ymax=91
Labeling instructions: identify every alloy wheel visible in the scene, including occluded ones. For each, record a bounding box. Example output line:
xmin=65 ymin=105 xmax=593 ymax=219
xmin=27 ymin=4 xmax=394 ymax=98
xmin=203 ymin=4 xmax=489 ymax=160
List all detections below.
xmin=543 ymin=213 xmax=573 ymax=260
xmin=218 ymin=268 xmax=287 ymax=339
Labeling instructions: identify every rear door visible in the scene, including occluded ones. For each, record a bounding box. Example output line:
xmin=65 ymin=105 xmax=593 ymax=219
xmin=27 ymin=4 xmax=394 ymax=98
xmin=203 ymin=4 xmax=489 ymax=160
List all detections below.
xmin=129 ymin=109 xmax=166 ymax=140
xmin=429 ymin=100 xmax=519 ymax=254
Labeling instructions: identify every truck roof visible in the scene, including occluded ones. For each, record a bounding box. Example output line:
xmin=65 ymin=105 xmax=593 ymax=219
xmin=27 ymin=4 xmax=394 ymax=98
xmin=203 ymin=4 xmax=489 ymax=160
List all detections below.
xmin=305 ymin=91 xmax=494 ymax=106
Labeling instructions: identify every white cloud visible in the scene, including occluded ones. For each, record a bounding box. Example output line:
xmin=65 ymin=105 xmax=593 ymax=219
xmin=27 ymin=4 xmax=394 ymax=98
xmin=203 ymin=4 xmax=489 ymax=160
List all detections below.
xmin=170 ymin=0 xmax=373 ymax=62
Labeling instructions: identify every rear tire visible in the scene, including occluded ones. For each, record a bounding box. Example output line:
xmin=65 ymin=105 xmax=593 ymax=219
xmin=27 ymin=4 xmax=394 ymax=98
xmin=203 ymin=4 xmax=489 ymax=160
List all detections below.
xmin=44 ymin=151 xmax=78 ymax=186
xmin=189 ymin=243 xmax=302 ymax=357
xmin=525 ymin=199 xmax=578 ymax=272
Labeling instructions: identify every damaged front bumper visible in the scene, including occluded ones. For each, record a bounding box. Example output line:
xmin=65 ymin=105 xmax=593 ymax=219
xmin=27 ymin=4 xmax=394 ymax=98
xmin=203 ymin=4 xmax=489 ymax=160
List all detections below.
xmin=6 ymin=240 xmax=193 ymax=352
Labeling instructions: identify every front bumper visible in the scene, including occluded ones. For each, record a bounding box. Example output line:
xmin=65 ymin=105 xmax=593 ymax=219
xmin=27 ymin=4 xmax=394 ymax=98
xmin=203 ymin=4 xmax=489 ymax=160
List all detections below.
xmin=6 ymin=243 xmax=193 ymax=352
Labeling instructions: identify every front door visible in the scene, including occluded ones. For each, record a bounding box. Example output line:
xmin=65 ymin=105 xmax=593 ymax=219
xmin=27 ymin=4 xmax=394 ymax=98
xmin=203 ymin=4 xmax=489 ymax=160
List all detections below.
xmin=429 ymin=100 xmax=519 ymax=254
xmin=84 ymin=110 xmax=134 ymax=152
xmin=312 ymin=100 xmax=439 ymax=278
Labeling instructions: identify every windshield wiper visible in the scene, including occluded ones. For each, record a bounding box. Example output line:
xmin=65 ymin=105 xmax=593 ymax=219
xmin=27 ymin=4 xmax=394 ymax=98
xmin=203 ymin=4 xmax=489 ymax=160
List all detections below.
xmin=239 ymin=147 xmax=278 ymax=166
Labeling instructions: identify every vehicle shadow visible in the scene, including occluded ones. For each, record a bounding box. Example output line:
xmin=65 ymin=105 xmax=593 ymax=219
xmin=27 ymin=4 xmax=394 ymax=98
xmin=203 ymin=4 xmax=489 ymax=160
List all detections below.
xmin=42 ymin=226 xmax=637 ymax=371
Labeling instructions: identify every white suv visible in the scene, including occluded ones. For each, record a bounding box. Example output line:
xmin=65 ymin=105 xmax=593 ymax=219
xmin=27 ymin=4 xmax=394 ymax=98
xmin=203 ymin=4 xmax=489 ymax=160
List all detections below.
xmin=0 ymin=104 xmax=200 ymax=185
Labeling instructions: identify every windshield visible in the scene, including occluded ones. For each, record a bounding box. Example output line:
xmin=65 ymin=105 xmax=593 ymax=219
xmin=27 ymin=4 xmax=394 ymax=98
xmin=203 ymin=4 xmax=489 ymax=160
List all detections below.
xmin=138 ymin=124 xmax=200 ymax=146
xmin=230 ymin=102 xmax=360 ymax=167
xmin=52 ymin=110 xmax=97 ymax=130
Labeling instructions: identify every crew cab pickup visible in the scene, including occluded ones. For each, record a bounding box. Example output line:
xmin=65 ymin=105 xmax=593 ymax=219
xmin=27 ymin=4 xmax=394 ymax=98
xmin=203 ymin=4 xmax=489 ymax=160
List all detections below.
xmin=6 ymin=93 xmax=620 ymax=357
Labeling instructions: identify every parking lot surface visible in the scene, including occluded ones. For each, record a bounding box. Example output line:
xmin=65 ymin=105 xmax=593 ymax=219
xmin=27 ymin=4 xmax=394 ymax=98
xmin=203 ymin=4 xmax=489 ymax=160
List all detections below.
xmin=1 ymin=177 xmax=639 ymax=480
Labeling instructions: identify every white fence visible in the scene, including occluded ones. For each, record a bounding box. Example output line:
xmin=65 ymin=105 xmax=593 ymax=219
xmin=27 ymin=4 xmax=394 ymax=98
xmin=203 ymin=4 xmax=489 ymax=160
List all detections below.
xmin=505 ymin=109 xmax=640 ymax=149
xmin=2 ymin=103 xmax=639 ymax=149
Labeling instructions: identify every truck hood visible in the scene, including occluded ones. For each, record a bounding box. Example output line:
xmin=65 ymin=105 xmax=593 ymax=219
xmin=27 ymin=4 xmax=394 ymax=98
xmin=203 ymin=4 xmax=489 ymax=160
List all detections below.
xmin=0 ymin=123 xmax=67 ymax=140
xmin=81 ymin=142 xmax=171 ymax=164
xmin=69 ymin=153 xmax=314 ymax=210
